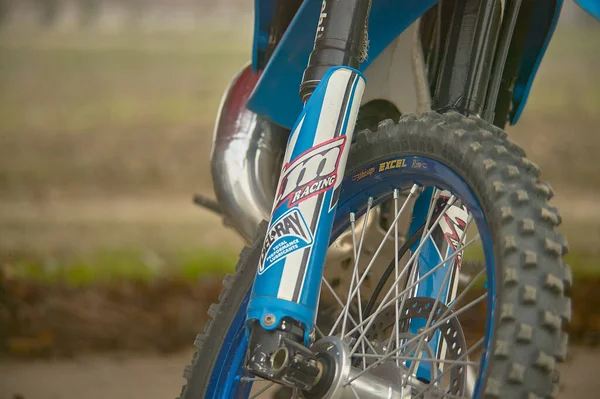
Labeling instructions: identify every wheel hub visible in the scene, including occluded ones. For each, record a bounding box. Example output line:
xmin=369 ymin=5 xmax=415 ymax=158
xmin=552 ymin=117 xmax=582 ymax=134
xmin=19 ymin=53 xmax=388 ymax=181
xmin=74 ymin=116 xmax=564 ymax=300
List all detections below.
xmin=302 ymin=296 xmax=469 ymax=399
xmin=307 ymin=336 xmax=410 ymax=399
xmin=369 ymin=297 xmax=469 ymax=396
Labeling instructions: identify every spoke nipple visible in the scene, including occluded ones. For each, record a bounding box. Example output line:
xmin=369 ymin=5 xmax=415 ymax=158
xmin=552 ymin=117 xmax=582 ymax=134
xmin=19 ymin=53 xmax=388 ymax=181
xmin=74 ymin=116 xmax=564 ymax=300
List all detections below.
xmin=368 ymin=197 xmax=374 ymax=206
xmin=350 ymin=212 xmax=356 ymax=222
xmin=410 ymin=184 xmax=419 ymax=195
xmin=393 ymin=189 xmax=399 ymax=199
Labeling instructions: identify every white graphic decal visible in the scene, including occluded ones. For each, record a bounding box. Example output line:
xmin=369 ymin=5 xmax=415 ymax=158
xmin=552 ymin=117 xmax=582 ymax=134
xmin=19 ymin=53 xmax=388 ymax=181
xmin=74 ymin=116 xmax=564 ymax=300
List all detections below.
xmin=438 ymin=199 xmax=469 ymax=265
xmin=275 ymin=136 xmax=346 ymax=209
xmin=259 ymin=208 xmax=314 ymax=275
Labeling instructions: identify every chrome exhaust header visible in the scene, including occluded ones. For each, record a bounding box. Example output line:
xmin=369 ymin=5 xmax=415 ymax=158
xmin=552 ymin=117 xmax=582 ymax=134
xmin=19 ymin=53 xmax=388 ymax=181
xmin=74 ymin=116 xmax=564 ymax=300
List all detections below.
xmin=210 ymin=66 xmax=289 ymax=242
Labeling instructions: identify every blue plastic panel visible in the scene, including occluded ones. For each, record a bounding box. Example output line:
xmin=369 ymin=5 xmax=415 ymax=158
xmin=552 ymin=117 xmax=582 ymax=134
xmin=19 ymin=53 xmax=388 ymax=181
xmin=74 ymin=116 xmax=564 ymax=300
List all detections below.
xmin=510 ymin=0 xmax=563 ymax=124
xmin=251 ymin=0 xmax=277 ymax=73
xmin=575 ymin=0 xmax=600 ymax=20
xmin=247 ymin=67 xmax=365 ymax=341
xmin=249 ymin=0 xmax=564 ymax=128
xmin=248 ymin=0 xmax=437 ymax=129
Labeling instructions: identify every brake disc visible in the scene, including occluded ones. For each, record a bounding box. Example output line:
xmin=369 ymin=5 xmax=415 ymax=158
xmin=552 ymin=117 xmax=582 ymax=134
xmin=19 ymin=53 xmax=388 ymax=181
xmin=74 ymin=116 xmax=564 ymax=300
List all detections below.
xmin=367 ymin=297 xmax=468 ymax=396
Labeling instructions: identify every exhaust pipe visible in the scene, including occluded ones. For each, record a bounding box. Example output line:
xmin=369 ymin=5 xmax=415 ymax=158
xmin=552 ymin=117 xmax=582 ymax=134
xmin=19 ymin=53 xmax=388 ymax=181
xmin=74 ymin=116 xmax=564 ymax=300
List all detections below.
xmin=209 ymin=25 xmax=426 ymax=243
xmin=210 ymin=66 xmax=289 ymax=243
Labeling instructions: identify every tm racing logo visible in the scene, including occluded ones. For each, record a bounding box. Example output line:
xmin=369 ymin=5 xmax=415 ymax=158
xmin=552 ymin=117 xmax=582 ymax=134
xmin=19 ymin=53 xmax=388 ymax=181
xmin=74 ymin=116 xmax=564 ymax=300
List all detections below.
xmin=275 ymin=136 xmax=346 ymax=209
xmin=259 ymin=209 xmax=313 ymax=275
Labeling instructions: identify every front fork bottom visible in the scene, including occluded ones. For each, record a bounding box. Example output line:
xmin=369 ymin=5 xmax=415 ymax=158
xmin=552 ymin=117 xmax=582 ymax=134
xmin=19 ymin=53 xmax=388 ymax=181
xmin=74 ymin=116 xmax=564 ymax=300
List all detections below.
xmin=245 ymin=66 xmax=365 ymax=389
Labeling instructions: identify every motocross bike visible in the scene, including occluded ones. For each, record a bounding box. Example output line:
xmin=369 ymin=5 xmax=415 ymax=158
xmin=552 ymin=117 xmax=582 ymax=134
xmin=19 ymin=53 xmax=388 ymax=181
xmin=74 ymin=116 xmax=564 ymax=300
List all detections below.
xmin=180 ymin=1 xmax=598 ymax=398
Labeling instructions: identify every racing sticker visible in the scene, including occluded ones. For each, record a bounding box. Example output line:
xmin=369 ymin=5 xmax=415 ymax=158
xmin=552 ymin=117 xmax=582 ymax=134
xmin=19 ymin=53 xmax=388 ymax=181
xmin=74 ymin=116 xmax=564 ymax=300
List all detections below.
xmin=438 ymin=192 xmax=468 ymax=266
xmin=275 ymin=136 xmax=346 ymax=209
xmin=259 ymin=208 xmax=314 ymax=275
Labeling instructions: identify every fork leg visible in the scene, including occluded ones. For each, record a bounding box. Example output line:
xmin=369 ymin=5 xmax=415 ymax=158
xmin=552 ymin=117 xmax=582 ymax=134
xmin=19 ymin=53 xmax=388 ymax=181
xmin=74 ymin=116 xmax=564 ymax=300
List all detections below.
xmin=245 ymin=64 xmax=365 ymax=388
xmin=247 ymin=65 xmax=365 ymax=339
xmin=245 ymin=0 xmax=371 ymax=389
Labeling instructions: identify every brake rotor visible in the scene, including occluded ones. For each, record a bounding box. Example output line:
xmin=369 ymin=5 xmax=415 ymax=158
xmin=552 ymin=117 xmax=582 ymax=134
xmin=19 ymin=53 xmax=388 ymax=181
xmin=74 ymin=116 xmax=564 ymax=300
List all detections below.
xmin=314 ymin=195 xmax=470 ymax=397
xmin=366 ymin=297 xmax=469 ymax=396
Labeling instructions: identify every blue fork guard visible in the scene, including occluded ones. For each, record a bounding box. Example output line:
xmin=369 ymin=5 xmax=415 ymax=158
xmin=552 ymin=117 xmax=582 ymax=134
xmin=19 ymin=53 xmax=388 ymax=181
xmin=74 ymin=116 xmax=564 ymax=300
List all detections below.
xmin=249 ymin=0 xmax=563 ymax=128
xmin=207 ymin=155 xmax=496 ymax=399
xmin=247 ymin=66 xmax=365 ymax=342
xmin=575 ymin=0 xmax=600 ymax=21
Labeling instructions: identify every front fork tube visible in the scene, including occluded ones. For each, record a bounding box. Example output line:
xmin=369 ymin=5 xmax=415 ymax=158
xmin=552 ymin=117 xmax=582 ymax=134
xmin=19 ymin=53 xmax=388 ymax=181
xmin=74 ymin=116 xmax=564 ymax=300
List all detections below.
xmin=406 ymin=188 xmax=469 ymax=381
xmin=246 ymin=66 xmax=365 ymax=343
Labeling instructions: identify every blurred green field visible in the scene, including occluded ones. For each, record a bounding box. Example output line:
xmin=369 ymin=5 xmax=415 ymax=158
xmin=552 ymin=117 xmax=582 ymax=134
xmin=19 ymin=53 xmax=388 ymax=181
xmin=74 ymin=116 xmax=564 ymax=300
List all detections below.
xmin=0 ymin=27 xmax=252 ymax=281
xmin=0 ymin=23 xmax=599 ymax=283
xmin=0 ymin=29 xmax=250 ymax=131
xmin=0 ymin=28 xmax=251 ymax=198
xmin=10 ymin=247 xmax=238 ymax=285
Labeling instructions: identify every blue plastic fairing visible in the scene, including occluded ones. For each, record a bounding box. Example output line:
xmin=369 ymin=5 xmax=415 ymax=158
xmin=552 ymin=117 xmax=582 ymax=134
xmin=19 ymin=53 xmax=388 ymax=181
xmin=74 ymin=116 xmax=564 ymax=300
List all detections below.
xmin=249 ymin=0 xmax=567 ymax=129
xmin=251 ymin=0 xmax=277 ymax=73
xmin=576 ymin=0 xmax=600 ymax=21
xmin=510 ymin=0 xmax=563 ymax=124
xmin=247 ymin=66 xmax=365 ymax=343
xmin=248 ymin=0 xmax=437 ymax=128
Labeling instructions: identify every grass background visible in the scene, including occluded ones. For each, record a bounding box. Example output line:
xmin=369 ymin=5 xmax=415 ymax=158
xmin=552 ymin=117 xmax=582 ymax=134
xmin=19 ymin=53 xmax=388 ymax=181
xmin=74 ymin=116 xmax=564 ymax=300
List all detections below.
xmin=0 ymin=5 xmax=599 ymax=285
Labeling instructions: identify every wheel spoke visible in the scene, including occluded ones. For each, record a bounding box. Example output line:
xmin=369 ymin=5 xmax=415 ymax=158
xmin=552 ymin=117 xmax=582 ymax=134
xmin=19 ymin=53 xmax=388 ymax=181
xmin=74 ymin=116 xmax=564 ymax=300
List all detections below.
xmin=440 ymin=394 xmax=468 ymax=399
xmin=322 ymin=277 xmax=380 ymax=356
xmin=438 ymin=265 xmax=486 ymax=327
xmin=249 ymin=382 xmax=275 ymax=399
xmin=315 ymin=325 xmax=325 ymax=339
xmin=347 ymin=210 xmax=367 ymax=365
xmin=416 ymin=337 xmax=484 ymax=397
xmin=341 ymin=198 xmax=372 ymax=338
xmin=393 ymin=189 xmax=401 ymax=367
xmin=405 ymin=212 xmax=473 ymax=381
xmin=335 ymin=185 xmax=419 ymax=336
xmin=240 ymin=376 xmax=266 ymax=382
xmin=404 ymin=244 xmax=457 ymax=383
xmin=352 ymin=353 xmax=480 ymax=367
xmin=349 ymin=383 xmax=361 ymax=399
xmin=345 ymin=292 xmax=488 ymax=385
xmin=344 ymin=234 xmax=480 ymax=338
xmin=350 ymin=195 xmax=457 ymax=354
xmin=405 ymin=189 xmax=442 ymax=301
xmin=409 ymin=189 xmax=442 ymax=284
xmin=318 ymin=189 xmax=487 ymax=397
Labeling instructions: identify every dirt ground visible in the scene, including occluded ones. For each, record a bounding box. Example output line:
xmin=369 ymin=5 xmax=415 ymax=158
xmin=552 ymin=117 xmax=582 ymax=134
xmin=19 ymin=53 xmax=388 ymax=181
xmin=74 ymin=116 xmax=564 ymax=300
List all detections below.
xmin=0 ymin=347 xmax=599 ymax=399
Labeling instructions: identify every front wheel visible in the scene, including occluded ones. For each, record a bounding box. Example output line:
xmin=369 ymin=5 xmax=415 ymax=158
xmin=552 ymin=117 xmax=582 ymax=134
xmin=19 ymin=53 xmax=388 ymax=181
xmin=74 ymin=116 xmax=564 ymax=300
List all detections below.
xmin=179 ymin=112 xmax=571 ymax=399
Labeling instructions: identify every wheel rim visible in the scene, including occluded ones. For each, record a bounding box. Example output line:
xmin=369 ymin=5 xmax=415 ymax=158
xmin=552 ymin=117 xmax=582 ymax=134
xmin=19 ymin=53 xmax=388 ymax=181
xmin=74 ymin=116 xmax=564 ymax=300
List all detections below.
xmin=206 ymin=155 xmax=496 ymax=399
